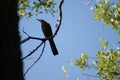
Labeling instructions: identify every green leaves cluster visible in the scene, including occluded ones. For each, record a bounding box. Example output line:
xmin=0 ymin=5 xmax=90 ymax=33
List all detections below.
xmin=18 ymin=0 xmax=56 ymax=17
xmin=75 ymin=53 xmax=88 ymax=70
xmin=96 ymin=39 xmax=120 ymax=80
xmin=92 ymin=0 xmax=120 ymax=34
xmin=97 ymin=49 xmax=120 ymax=80
xmin=73 ymin=39 xmax=120 ymax=80
xmin=99 ymin=38 xmax=108 ymax=50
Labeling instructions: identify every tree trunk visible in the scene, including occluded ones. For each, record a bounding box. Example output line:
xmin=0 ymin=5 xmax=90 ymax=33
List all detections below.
xmin=0 ymin=0 xmax=24 ymax=80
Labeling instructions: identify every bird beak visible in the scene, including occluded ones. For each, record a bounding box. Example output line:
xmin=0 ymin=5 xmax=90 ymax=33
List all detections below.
xmin=36 ymin=19 xmax=40 ymax=21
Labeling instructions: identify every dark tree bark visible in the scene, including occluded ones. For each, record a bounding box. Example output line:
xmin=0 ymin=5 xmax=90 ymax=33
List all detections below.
xmin=0 ymin=0 xmax=24 ymax=80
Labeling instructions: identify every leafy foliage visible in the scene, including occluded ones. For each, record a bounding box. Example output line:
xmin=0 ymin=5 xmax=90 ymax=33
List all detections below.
xmin=96 ymin=49 xmax=120 ymax=80
xmin=99 ymin=38 xmax=108 ymax=50
xmin=67 ymin=40 xmax=120 ymax=80
xmin=18 ymin=0 xmax=56 ymax=17
xmin=62 ymin=0 xmax=120 ymax=80
xmin=92 ymin=0 xmax=120 ymax=34
xmin=75 ymin=53 xmax=88 ymax=70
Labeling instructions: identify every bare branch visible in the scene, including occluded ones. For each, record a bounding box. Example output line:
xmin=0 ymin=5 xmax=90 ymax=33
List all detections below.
xmin=20 ymin=31 xmax=55 ymax=44
xmin=22 ymin=41 xmax=45 ymax=60
xmin=24 ymin=42 xmax=46 ymax=76
xmin=53 ymin=0 xmax=64 ymax=37
xmin=88 ymin=57 xmax=98 ymax=60
xmin=20 ymin=37 xmax=31 ymax=44
xmin=82 ymin=73 xmax=100 ymax=78
xmin=22 ymin=28 xmax=30 ymax=37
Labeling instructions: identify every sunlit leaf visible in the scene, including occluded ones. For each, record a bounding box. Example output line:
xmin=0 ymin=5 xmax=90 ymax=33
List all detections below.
xmin=61 ymin=65 xmax=69 ymax=78
xmin=99 ymin=38 xmax=108 ymax=50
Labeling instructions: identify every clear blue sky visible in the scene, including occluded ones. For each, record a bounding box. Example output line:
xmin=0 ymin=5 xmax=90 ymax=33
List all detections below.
xmin=19 ymin=0 xmax=119 ymax=80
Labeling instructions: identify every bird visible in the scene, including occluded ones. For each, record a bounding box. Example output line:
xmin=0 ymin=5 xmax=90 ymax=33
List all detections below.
xmin=37 ymin=19 xmax=58 ymax=56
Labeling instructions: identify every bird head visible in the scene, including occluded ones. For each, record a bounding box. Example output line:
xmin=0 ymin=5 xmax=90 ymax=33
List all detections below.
xmin=37 ymin=19 xmax=46 ymax=24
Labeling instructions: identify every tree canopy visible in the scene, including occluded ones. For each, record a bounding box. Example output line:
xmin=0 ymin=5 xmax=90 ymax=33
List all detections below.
xmin=18 ymin=0 xmax=56 ymax=17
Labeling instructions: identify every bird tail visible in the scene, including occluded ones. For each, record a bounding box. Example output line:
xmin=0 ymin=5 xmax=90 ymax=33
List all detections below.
xmin=49 ymin=39 xmax=58 ymax=56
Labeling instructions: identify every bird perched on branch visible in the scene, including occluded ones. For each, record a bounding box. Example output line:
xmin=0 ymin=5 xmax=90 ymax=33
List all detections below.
xmin=37 ymin=19 xmax=58 ymax=56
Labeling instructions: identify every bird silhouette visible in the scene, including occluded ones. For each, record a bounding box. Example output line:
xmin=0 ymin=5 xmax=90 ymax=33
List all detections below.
xmin=37 ymin=19 xmax=58 ymax=56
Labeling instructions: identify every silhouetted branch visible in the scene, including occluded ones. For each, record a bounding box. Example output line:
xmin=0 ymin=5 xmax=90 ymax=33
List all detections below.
xmin=53 ymin=0 xmax=64 ymax=37
xmin=20 ymin=29 xmax=45 ymax=44
xmin=20 ymin=31 xmax=55 ymax=44
xmin=22 ymin=41 xmax=45 ymax=60
xmin=24 ymin=42 xmax=46 ymax=76
xmin=20 ymin=37 xmax=31 ymax=44
xmin=22 ymin=28 xmax=29 ymax=36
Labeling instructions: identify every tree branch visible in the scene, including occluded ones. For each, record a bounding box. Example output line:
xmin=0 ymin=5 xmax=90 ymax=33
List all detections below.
xmin=24 ymin=42 xmax=46 ymax=76
xmin=53 ymin=0 xmax=64 ymax=37
xmin=82 ymin=73 xmax=100 ymax=78
xmin=20 ymin=29 xmax=45 ymax=44
xmin=22 ymin=41 xmax=45 ymax=60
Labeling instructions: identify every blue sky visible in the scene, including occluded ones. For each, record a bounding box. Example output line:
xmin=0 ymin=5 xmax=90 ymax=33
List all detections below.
xmin=19 ymin=0 xmax=119 ymax=80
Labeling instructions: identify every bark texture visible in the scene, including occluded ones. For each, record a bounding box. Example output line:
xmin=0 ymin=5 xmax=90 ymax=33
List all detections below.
xmin=0 ymin=0 xmax=24 ymax=80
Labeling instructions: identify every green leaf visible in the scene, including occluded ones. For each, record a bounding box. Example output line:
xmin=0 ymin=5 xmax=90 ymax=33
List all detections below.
xmin=99 ymin=38 xmax=108 ymax=50
xmin=75 ymin=53 xmax=88 ymax=70
xmin=61 ymin=65 xmax=68 ymax=78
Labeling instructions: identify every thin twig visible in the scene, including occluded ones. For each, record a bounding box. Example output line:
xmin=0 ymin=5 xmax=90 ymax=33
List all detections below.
xmin=20 ymin=29 xmax=31 ymax=44
xmin=82 ymin=73 xmax=100 ymax=78
xmin=20 ymin=29 xmax=45 ymax=44
xmin=22 ymin=41 xmax=45 ymax=60
xmin=20 ymin=36 xmax=50 ymax=44
xmin=88 ymin=57 xmax=98 ymax=60
xmin=20 ymin=34 xmax=54 ymax=44
xmin=24 ymin=42 xmax=46 ymax=76
xmin=22 ymin=28 xmax=30 ymax=37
